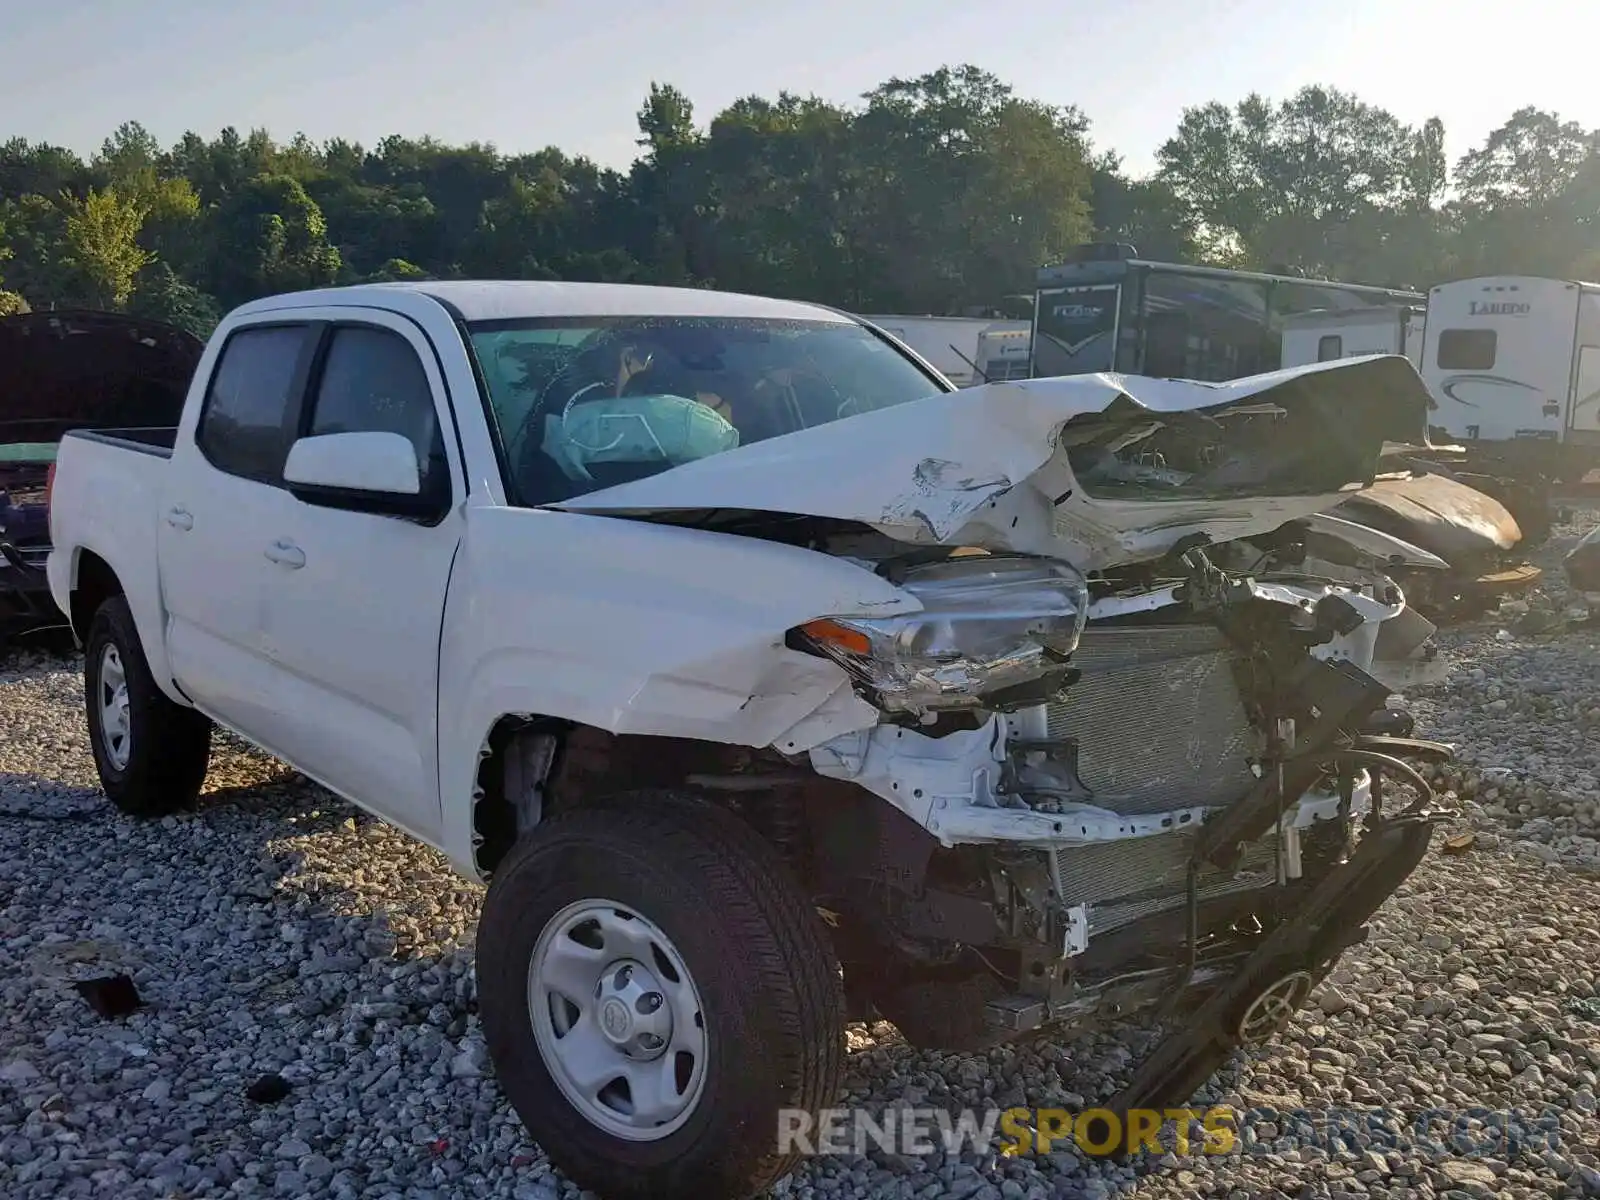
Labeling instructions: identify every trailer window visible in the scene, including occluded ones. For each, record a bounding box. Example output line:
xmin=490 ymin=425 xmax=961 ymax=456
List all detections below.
xmin=1437 ymin=329 xmax=1497 ymax=370
xmin=1317 ymin=335 xmax=1342 ymax=362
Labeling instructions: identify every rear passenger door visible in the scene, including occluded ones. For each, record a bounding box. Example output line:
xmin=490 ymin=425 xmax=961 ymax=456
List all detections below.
xmin=256 ymin=312 xmax=464 ymax=841
xmin=159 ymin=322 xmax=317 ymax=736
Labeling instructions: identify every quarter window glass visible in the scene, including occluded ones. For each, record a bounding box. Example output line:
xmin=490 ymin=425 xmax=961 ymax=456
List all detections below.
xmin=195 ymin=325 xmax=311 ymax=481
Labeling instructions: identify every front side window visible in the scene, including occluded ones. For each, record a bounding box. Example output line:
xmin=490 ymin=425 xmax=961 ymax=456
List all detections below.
xmin=305 ymin=325 xmax=449 ymax=497
xmin=466 ymin=316 xmax=946 ymax=505
xmin=195 ymin=324 xmax=312 ymax=482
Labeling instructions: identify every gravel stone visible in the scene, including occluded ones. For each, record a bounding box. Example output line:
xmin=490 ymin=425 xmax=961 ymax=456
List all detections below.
xmin=3 ymin=513 xmax=1600 ymax=1198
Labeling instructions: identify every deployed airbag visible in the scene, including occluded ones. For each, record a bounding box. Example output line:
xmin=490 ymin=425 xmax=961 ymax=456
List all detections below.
xmin=542 ymin=394 xmax=740 ymax=483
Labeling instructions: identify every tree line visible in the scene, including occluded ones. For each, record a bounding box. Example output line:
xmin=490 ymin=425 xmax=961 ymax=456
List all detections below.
xmin=1 ymin=64 xmax=1597 ymax=337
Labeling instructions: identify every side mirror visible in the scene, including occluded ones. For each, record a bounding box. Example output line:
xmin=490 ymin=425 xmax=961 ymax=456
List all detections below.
xmin=283 ymin=431 xmax=439 ymax=519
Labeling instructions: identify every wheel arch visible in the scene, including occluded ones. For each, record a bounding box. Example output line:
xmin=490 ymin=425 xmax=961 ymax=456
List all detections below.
xmin=62 ymin=543 xmax=183 ymax=702
xmin=68 ymin=547 xmax=122 ymax=639
xmin=464 ymin=714 xmax=822 ymax=881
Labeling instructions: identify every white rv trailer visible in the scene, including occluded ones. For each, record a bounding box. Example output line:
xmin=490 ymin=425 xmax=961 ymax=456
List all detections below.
xmin=974 ymin=327 xmax=1032 ymax=381
xmin=1420 ymin=276 xmax=1600 ymax=478
xmin=861 ymin=315 xmax=1031 ymax=386
xmin=1279 ymin=305 xmax=1425 ymax=371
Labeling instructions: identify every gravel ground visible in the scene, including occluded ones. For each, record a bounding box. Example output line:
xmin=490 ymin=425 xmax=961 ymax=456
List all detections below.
xmin=2 ymin=519 xmax=1599 ymax=1200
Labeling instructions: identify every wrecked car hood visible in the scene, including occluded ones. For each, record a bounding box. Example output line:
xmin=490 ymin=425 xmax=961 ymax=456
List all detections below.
xmin=550 ymin=355 xmax=1432 ymax=572
xmin=1334 ymin=471 xmax=1522 ymax=561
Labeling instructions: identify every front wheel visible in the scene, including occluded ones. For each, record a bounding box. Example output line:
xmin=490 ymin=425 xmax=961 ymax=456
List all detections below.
xmin=476 ymin=790 xmax=845 ymax=1200
xmin=84 ymin=594 xmax=212 ymax=816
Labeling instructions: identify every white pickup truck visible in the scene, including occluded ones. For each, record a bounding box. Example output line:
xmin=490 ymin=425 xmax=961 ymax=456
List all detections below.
xmin=47 ymin=281 xmax=1453 ymax=1199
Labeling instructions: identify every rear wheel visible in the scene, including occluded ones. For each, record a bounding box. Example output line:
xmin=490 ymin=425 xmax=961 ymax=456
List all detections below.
xmin=476 ymin=790 xmax=845 ymax=1200
xmin=84 ymin=595 xmax=211 ymax=816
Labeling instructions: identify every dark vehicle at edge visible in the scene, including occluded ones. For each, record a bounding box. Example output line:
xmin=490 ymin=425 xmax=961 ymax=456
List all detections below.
xmin=0 ymin=309 xmax=201 ymax=643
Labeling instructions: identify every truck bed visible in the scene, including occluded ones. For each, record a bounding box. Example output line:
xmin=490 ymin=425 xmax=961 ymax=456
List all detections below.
xmin=46 ymin=427 xmax=180 ymax=648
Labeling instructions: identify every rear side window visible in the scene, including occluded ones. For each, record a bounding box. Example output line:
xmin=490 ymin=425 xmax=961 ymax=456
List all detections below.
xmin=1317 ymin=335 xmax=1342 ymax=361
xmin=196 ymin=325 xmax=311 ymax=481
xmin=306 ymin=325 xmax=449 ymax=498
xmin=1437 ymin=328 xmax=1497 ymax=370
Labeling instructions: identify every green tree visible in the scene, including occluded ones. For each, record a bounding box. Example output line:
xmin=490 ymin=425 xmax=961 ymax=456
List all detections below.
xmin=208 ymin=174 xmax=341 ymax=306
xmin=0 ymin=193 xmax=74 ymax=305
xmin=627 ymin=84 xmax=713 ymax=284
xmin=1156 ymin=86 xmax=1444 ymax=278
xmin=849 ymin=66 xmax=1094 ymax=311
xmin=694 ymin=93 xmax=862 ymax=302
xmin=60 ymin=186 xmax=152 ymax=308
xmin=93 ymin=121 xmax=165 ymax=188
xmin=0 ymin=138 xmax=90 ymax=201
xmin=1087 ymin=152 xmax=1201 ymax=263
xmin=128 ymin=261 xmax=221 ymax=337
xmin=1456 ymin=107 xmax=1595 ymax=208
xmin=0 ymin=212 xmax=22 ymax=315
xmin=361 ymin=257 xmax=430 ymax=282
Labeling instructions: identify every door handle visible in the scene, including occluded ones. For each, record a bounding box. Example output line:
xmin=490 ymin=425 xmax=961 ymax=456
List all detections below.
xmin=165 ymin=507 xmax=193 ymax=531
xmin=264 ymin=539 xmax=305 ymax=569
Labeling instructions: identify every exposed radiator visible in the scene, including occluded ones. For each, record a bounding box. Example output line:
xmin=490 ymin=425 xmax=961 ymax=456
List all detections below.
xmin=1051 ymin=830 xmax=1278 ymax=937
xmin=1046 ymin=624 xmax=1260 ymax=816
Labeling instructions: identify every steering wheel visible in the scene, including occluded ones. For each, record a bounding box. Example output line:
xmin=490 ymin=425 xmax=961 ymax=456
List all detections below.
xmin=752 ymin=366 xmax=850 ymax=431
xmin=506 ymin=333 xmax=627 ymax=467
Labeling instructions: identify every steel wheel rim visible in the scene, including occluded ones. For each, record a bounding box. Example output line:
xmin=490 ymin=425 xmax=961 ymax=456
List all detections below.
xmin=1236 ymin=970 xmax=1315 ymax=1045
xmin=97 ymin=644 xmax=132 ymax=771
xmin=528 ymin=898 xmax=709 ymax=1141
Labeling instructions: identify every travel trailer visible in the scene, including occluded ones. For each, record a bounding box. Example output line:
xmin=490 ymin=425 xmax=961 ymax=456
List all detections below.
xmin=1279 ymin=305 xmax=1425 ymax=371
xmin=974 ymin=326 xmax=1032 ymax=382
xmin=1420 ymin=276 xmax=1600 ymax=480
xmin=1029 ymin=245 xmax=1421 ymax=382
xmin=859 ymin=315 xmax=1031 ymax=387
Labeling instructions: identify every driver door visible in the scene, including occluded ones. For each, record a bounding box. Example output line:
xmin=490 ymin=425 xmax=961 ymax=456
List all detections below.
xmin=256 ymin=310 xmax=463 ymax=842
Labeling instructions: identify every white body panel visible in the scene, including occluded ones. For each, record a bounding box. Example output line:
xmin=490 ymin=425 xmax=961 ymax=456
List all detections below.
xmin=1419 ymin=276 xmax=1596 ymax=443
xmin=1568 ymin=287 xmax=1600 ymax=434
xmin=1405 ymin=310 xmax=1426 ymax=371
xmin=48 ymin=281 xmax=1432 ymax=882
xmin=1280 ymin=307 xmax=1416 ymax=368
xmin=974 ymin=328 xmax=1033 ymax=383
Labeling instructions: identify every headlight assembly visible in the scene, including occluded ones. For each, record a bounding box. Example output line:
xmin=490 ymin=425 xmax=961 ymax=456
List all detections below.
xmin=795 ymin=555 xmax=1089 ymax=715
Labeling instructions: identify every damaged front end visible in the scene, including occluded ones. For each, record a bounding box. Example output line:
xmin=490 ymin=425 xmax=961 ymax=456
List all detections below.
xmin=783 ymin=545 xmax=1451 ymax=1117
xmin=552 ymin=355 xmax=1452 ymax=1113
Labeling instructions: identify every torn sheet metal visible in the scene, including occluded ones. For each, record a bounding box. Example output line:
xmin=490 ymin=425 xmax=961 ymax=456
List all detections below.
xmin=1298 ymin=512 xmax=1449 ymax=571
xmin=549 ymin=356 xmax=1431 ymax=573
xmin=1334 ymin=472 xmax=1523 ymax=559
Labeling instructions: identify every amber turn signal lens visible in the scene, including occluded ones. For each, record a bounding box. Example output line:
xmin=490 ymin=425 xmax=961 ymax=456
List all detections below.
xmin=800 ymin=618 xmax=872 ymax=656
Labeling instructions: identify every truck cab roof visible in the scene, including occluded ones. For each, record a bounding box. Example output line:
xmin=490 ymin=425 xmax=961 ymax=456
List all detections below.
xmin=228 ymin=280 xmax=859 ymax=326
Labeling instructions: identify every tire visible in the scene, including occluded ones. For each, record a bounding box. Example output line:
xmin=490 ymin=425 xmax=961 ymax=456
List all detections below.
xmin=84 ymin=594 xmax=212 ymax=816
xmin=476 ymin=789 xmax=846 ymax=1200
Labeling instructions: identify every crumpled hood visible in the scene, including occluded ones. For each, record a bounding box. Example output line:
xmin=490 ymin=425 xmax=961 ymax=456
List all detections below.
xmin=1333 ymin=471 xmax=1523 ymax=561
xmin=550 ymin=354 xmax=1432 ymax=572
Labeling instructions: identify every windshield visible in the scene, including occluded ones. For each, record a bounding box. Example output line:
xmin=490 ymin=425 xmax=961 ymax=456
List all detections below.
xmin=465 ymin=315 xmax=947 ymax=505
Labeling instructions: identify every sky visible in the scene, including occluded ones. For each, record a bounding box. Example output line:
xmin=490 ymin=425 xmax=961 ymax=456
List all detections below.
xmin=2 ymin=0 xmax=1593 ymax=178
